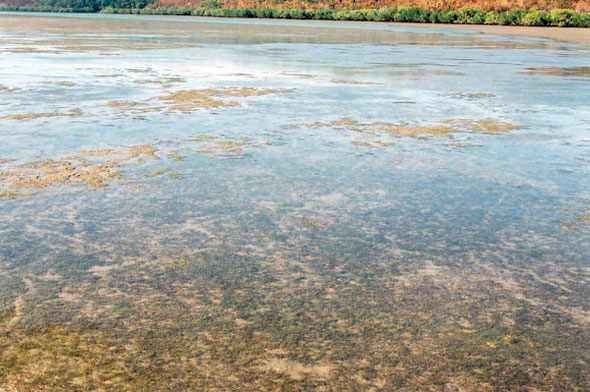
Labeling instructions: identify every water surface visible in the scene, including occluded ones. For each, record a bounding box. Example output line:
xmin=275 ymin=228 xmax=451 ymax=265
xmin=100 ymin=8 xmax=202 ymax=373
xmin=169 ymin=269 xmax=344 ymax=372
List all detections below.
xmin=1 ymin=12 xmax=589 ymax=391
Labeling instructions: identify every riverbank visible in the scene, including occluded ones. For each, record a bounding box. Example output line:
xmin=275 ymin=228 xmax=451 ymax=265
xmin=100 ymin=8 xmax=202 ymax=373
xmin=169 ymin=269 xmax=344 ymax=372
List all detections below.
xmin=1 ymin=5 xmax=590 ymax=27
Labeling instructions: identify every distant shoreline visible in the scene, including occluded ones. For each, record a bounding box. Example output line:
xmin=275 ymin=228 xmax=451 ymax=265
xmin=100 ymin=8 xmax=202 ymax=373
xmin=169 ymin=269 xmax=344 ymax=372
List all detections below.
xmin=1 ymin=7 xmax=590 ymax=46
xmin=1 ymin=5 xmax=589 ymax=29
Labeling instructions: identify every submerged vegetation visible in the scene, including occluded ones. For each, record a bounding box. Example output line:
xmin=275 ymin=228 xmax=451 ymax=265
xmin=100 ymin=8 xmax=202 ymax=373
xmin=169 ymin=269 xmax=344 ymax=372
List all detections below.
xmin=307 ymin=117 xmax=522 ymax=141
xmin=1 ymin=11 xmax=589 ymax=392
xmin=0 ymin=145 xmax=161 ymax=197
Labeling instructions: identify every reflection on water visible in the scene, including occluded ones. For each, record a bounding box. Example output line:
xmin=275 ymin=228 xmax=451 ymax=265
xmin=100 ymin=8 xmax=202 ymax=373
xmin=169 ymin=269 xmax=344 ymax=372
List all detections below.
xmin=1 ymin=12 xmax=590 ymax=391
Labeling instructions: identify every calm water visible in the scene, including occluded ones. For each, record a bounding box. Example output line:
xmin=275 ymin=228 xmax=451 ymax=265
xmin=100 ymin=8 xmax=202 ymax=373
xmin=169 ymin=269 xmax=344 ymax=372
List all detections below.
xmin=0 ymin=12 xmax=589 ymax=391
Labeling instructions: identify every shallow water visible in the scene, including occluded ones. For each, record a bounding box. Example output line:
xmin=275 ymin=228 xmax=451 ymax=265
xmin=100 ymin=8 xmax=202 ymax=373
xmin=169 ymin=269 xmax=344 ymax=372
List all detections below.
xmin=0 ymin=12 xmax=589 ymax=391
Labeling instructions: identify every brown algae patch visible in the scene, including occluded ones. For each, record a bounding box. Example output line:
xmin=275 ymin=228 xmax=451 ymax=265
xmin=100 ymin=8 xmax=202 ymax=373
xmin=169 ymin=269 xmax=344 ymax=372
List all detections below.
xmin=331 ymin=79 xmax=378 ymax=85
xmin=578 ymin=215 xmax=590 ymax=225
xmin=186 ymin=134 xmax=218 ymax=142
xmin=521 ymin=66 xmax=590 ymax=78
xmin=76 ymin=148 xmax=115 ymax=157
xmin=0 ymin=144 xmax=165 ymax=195
xmin=456 ymin=328 xmax=477 ymax=335
xmin=202 ymin=87 xmax=293 ymax=97
xmin=127 ymin=145 xmax=159 ymax=160
xmin=198 ymin=139 xmax=269 ymax=158
xmin=8 ymin=160 xmax=123 ymax=189
xmin=2 ymin=113 xmax=60 ymax=121
xmin=0 ymin=191 xmax=30 ymax=199
xmin=352 ymin=138 xmax=392 ymax=148
xmin=1 ymin=108 xmax=83 ymax=121
xmin=107 ymin=100 xmax=139 ymax=109
xmin=445 ymin=119 xmax=522 ymax=134
xmin=282 ymin=72 xmax=314 ymax=78
xmin=262 ymin=358 xmax=333 ymax=381
xmin=0 ymin=324 xmax=144 ymax=391
xmin=50 ymin=81 xmax=76 ymax=87
xmin=307 ymin=117 xmax=521 ymax=140
xmin=159 ymin=89 xmax=240 ymax=112
xmin=158 ymin=87 xmax=293 ymax=113
xmin=0 ymin=84 xmax=19 ymax=93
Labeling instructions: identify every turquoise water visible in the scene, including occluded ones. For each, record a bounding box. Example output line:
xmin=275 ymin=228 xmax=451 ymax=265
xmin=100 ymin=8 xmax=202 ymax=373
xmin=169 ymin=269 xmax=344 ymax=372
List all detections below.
xmin=0 ymin=12 xmax=589 ymax=391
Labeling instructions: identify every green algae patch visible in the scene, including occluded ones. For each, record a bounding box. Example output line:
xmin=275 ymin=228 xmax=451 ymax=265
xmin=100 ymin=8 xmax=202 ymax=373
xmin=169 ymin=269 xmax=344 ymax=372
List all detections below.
xmin=500 ymin=335 xmax=541 ymax=348
xmin=262 ymin=232 xmax=286 ymax=241
xmin=141 ymin=169 xmax=168 ymax=178
xmin=169 ymin=172 xmax=184 ymax=180
xmin=168 ymin=151 xmax=185 ymax=161
xmin=452 ymin=92 xmax=495 ymax=99
xmin=577 ymin=215 xmax=590 ymax=225
xmin=165 ymin=257 xmax=189 ymax=270
xmin=301 ymin=219 xmax=326 ymax=227
xmin=560 ymin=223 xmax=581 ymax=232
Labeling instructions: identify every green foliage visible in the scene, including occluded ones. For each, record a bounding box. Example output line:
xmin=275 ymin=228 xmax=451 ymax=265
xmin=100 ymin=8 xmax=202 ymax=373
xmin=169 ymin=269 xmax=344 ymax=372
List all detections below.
xmin=522 ymin=10 xmax=550 ymax=26
xmin=550 ymin=8 xmax=576 ymax=26
xmin=393 ymin=6 xmax=430 ymax=22
xmin=1 ymin=4 xmax=589 ymax=28
xmin=454 ymin=7 xmax=486 ymax=24
xmin=574 ymin=13 xmax=590 ymax=27
xmin=430 ymin=10 xmax=458 ymax=24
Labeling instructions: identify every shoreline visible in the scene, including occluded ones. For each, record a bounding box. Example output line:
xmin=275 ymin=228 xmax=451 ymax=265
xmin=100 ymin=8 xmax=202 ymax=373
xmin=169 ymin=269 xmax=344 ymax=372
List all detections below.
xmin=1 ymin=9 xmax=590 ymax=46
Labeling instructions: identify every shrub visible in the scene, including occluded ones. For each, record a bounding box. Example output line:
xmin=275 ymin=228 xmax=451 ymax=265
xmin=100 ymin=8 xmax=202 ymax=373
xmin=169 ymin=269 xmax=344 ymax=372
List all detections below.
xmin=430 ymin=10 xmax=458 ymax=23
xmin=377 ymin=7 xmax=397 ymax=22
xmin=522 ymin=10 xmax=550 ymax=26
xmin=394 ymin=6 xmax=430 ymax=23
xmin=550 ymin=9 xmax=576 ymax=26
xmin=455 ymin=7 xmax=486 ymax=24
xmin=574 ymin=12 xmax=590 ymax=27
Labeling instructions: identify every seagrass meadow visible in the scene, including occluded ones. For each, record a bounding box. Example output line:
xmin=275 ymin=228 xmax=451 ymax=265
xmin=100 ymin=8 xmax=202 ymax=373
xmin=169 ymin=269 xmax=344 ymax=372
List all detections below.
xmin=0 ymin=12 xmax=590 ymax=391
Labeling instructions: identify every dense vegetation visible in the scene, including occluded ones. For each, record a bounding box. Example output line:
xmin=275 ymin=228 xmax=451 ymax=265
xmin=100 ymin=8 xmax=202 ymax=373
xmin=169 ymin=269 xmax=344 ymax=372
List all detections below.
xmin=2 ymin=3 xmax=589 ymax=26
xmin=1 ymin=0 xmax=590 ymax=27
